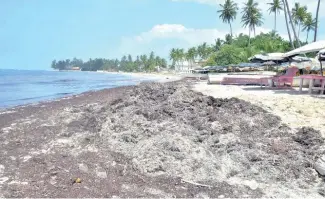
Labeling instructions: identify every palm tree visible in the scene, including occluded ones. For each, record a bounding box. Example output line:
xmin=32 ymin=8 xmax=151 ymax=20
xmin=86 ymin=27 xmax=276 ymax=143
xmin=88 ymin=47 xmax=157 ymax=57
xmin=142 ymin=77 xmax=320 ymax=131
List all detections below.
xmin=302 ymin=12 xmax=316 ymax=42
xmin=214 ymin=38 xmax=224 ymax=51
xmin=314 ymin=0 xmax=321 ymax=42
xmin=282 ymin=0 xmax=294 ymax=48
xmin=267 ymin=0 xmax=283 ymax=33
xmin=291 ymin=3 xmax=307 ymax=40
xmin=283 ymin=0 xmax=301 ymax=47
xmin=225 ymin=34 xmax=233 ymax=44
xmin=174 ymin=48 xmax=185 ymax=71
xmin=217 ymin=0 xmax=238 ymax=37
xmin=170 ymin=48 xmax=178 ymax=71
xmin=197 ymin=43 xmax=208 ymax=60
xmin=241 ymin=0 xmax=263 ymax=45
xmin=186 ymin=47 xmax=197 ymax=69
xmin=140 ymin=54 xmax=148 ymax=71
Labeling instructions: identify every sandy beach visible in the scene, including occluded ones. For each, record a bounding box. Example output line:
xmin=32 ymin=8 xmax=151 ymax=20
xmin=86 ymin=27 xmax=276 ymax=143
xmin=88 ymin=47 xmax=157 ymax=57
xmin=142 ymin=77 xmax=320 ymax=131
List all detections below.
xmin=193 ymin=82 xmax=325 ymax=136
xmin=100 ymin=71 xmax=184 ymax=83
xmin=0 ymin=77 xmax=325 ymax=198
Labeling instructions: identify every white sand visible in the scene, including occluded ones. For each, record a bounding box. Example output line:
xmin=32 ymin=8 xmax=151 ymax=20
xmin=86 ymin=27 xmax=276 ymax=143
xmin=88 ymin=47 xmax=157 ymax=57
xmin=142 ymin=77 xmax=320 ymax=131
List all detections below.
xmin=192 ymin=82 xmax=325 ymax=136
xmin=103 ymin=72 xmax=183 ymax=83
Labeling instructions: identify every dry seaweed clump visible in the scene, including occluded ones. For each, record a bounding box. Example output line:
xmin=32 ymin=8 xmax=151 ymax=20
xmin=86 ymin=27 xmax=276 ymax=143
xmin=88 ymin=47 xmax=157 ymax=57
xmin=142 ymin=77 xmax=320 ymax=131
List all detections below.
xmin=72 ymin=82 xmax=325 ymax=196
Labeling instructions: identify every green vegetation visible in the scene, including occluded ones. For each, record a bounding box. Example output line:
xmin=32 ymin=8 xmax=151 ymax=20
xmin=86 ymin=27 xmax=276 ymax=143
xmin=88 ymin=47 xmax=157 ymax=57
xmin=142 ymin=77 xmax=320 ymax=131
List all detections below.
xmin=51 ymin=52 xmax=167 ymax=72
xmin=169 ymin=32 xmax=296 ymax=67
xmin=51 ymin=0 xmax=322 ymax=71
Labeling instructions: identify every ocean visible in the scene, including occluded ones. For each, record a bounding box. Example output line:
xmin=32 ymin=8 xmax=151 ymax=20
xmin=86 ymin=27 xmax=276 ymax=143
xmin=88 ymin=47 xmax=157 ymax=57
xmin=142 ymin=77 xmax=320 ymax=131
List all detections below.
xmin=0 ymin=69 xmax=157 ymax=108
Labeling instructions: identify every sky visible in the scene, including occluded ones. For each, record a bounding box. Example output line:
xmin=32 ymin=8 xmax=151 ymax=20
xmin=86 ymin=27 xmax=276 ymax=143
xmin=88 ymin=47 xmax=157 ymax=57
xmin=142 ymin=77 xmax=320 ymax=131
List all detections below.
xmin=0 ymin=0 xmax=324 ymax=70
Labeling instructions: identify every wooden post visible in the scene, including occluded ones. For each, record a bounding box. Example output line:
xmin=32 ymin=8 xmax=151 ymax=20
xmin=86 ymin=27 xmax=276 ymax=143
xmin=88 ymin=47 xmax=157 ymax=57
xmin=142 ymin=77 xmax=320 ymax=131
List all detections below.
xmin=320 ymin=57 xmax=323 ymax=77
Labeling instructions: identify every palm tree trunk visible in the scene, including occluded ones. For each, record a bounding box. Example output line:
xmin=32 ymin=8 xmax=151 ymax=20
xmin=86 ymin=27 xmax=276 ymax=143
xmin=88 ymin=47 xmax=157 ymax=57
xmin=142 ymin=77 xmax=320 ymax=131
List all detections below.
xmin=229 ymin=23 xmax=233 ymax=37
xmin=248 ymin=29 xmax=251 ymax=46
xmin=284 ymin=0 xmax=301 ymax=47
xmin=274 ymin=12 xmax=277 ymax=32
xmin=283 ymin=0 xmax=295 ymax=49
xmin=314 ymin=0 xmax=321 ymax=42
xmin=306 ymin=31 xmax=309 ymax=43
xmin=298 ymin=23 xmax=301 ymax=41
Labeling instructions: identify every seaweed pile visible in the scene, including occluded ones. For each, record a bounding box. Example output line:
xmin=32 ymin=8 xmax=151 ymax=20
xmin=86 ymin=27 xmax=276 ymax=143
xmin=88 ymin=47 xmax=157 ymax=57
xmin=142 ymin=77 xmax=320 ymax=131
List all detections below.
xmin=67 ymin=82 xmax=325 ymax=197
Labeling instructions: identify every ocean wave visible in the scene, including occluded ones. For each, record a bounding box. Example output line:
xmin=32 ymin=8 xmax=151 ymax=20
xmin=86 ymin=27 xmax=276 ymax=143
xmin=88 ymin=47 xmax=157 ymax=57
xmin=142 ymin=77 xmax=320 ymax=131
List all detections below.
xmin=7 ymin=92 xmax=74 ymax=102
xmin=35 ymin=79 xmax=78 ymax=85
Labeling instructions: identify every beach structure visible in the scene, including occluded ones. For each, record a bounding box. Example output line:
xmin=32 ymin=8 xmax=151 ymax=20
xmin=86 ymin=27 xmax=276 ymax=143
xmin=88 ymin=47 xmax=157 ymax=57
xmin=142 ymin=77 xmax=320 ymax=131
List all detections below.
xmin=260 ymin=67 xmax=299 ymax=88
xmin=249 ymin=52 xmax=285 ymax=63
xmin=280 ymin=41 xmax=325 ymax=94
xmin=283 ymin=41 xmax=325 ymax=74
xmin=208 ymin=41 xmax=325 ymax=95
xmin=71 ymin=67 xmax=80 ymax=71
xmin=283 ymin=40 xmax=325 ymax=58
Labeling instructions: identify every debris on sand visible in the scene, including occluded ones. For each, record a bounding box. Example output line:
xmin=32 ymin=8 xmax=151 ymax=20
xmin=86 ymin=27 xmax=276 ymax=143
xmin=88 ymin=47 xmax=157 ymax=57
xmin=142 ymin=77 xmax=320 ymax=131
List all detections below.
xmin=65 ymin=81 xmax=325 ymax=197
xmin=2 ymin=81 xmax=325 ymax=197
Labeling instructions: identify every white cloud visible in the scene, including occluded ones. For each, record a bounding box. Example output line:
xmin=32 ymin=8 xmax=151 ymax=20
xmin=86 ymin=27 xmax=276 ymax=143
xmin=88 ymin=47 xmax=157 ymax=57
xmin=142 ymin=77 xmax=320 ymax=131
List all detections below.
xmin=117 ymin=24 xmax=287 ymax=59
xmin=115 ymin=1 xmax=324 ymax=59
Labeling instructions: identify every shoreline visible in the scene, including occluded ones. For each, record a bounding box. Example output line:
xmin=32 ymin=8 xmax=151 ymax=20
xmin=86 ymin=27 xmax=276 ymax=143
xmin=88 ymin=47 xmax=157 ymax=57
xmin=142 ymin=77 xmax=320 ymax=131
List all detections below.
xmin=0 ymin=72 xmax=183 ymax=111
xmin=0 ymin=79 xmax=323 ymax=197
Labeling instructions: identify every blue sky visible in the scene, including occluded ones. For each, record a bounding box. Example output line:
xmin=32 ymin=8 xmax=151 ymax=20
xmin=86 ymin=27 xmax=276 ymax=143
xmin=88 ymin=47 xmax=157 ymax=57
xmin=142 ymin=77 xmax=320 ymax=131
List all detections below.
xmin=0 ymin=0 xmax=324 ymax=70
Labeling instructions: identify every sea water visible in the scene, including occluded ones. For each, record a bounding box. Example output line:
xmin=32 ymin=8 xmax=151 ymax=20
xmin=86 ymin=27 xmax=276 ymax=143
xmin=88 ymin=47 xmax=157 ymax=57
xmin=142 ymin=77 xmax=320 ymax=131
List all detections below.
xmin=0 ymin=69 xmax=157 ymax=108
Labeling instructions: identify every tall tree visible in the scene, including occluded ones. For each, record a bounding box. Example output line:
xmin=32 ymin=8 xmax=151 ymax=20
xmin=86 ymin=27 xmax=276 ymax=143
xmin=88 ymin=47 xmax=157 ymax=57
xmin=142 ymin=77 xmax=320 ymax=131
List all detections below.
xmin=170 ymin=48 xmax=179 ymax=71
xmin=241 ymin=0 xmax=263 ymax=45
xmin=177 ymin=49 xmax=185 ymax=71
xmin=217 ymin=0 xmax=238 ymax=37
xmin=314 ymin=0 xmax=321 ymax=42
xmin=302 ymin=12 xmax=316 ymax=42
xmin=51 ymin=60 xmax=57 ymax=69
xmin=214 ymin=38 xmax=224 ymax=51
xmin=225 ymin=34 xmax=233 ymax=44
xmin=186 ymin=47 xmax=197 ymax=69
xmin=282 ymin=0 xmax=294 ymax=49
xmin=267 ymin=0 xmax=283 ymax=33
xmin=291 ymin=3 xmax=307 ymax=40
xmin=140 ymin=55 xmax=148 ymax=71
xmin=148 ymin=51 xmax=156 ymax=72
xmin=283 ymin=0 xmax=301 ymax=47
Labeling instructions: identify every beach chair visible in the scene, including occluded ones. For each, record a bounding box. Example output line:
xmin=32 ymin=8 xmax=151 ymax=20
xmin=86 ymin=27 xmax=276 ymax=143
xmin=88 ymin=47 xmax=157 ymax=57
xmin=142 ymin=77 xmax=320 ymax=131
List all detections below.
xmin=261 ymin=67 xmax=299 ymax=88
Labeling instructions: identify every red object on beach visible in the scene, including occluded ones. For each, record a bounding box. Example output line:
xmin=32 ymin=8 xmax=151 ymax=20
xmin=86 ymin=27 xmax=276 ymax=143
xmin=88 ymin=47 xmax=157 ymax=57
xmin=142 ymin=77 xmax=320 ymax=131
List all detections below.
xmin=269 ymin=67 xmax=299 ymax=88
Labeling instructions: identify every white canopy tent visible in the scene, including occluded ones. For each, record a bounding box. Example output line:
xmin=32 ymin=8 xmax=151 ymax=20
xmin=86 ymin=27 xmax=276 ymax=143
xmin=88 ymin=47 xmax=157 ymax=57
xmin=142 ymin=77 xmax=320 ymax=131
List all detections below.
xmin=283 ymin=41 xmax=325 ymax=76
xmin=283 ymin=40 xmax=325 ymax=57
xmin=248 ymin=52 xmax=285 ymax=62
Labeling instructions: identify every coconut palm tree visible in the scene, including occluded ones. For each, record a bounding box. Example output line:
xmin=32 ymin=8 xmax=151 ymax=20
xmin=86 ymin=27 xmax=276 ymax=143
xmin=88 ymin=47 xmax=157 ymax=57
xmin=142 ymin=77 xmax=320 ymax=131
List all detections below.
xmin=241 ymin=0 xmax=263 ymax=45
xmin=217 ymin=0 xmax=238 ymax=37
xmin=267 ymin=0 xmax=283 ymax=33
xmin=283 ymin=0 xmax=301 ymax=47
xmin=282 ymin=0 xmax=294 ymax=48
xmin=176 ymin=48 xmax=185 ymax=71
xmin=302 ymin=12 xmax=316 ymax=42
xmin=213 ymin=38 xmax=224 ymax=51
xmin=291 ymin=3 xmax=307 ymax=40
xmin=314 ymin=0 xmax=321 ymax=42
xmin=170 ymin=48 xmax=179 ymax=71
xmin=186 ymin=47 xmax=197 ymax=69
xmin=197 ymin=43 xmax=208 ymax=60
